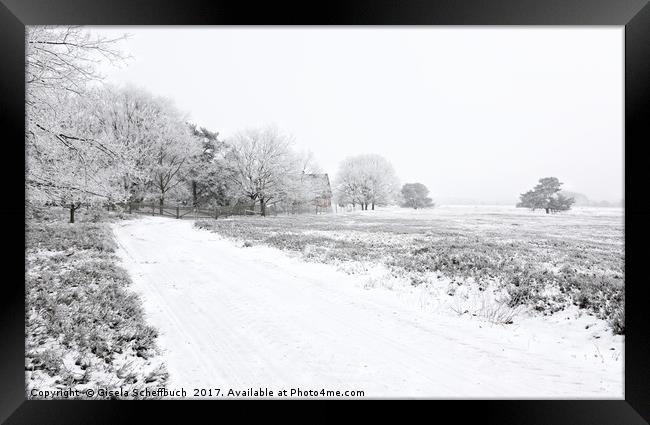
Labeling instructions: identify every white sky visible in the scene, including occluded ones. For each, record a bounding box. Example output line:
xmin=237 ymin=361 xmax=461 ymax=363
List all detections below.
xmin=91 ymin=27 xmax=623 ymax=204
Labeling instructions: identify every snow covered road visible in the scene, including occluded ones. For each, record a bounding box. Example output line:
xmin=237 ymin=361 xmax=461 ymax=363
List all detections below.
xmin=112 ymin=216 xmax=623 ymax=398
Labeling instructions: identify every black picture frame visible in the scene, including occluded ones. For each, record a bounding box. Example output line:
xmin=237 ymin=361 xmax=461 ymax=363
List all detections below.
xmin=2 ymin=0 xmax=648 ymax=423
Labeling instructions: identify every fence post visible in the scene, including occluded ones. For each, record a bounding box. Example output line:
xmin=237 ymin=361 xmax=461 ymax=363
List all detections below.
xmin=176 ymin=206 xmax=180 ymax=219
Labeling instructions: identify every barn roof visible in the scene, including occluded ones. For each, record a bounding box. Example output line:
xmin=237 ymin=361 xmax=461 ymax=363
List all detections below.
xmin=303 ymin=173 xmax=332 ymax=196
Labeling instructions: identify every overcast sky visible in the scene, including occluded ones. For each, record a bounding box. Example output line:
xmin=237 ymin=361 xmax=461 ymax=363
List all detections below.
xmin=91 ymin=27 xmax=623 ymax=204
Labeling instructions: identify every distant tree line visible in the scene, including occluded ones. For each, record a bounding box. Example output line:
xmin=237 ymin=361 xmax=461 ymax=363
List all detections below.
xmin=27 ymin=27 xmax=582 ymax=222
xmin=559 ymin=190 xmax=620 ymax=208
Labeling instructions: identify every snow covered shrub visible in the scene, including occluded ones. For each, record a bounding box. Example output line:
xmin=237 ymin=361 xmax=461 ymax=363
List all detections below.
xmin=193 ymin=209 xmax=624 ymax=333
xmin=26 ymin=222 xmax=117 ymax=252
xmin=194 ymin=219 xmax=213 ymax=231
xmin=29 ymin=348 xmax=63 ymax=375
xmin=408 ymin=273 xmax=428 ymax=286
xmin=26 ymin=202 xmax=51 ymax=222
xmin=145 ymin=364 xmax=169 ymax=384
xmin=26 ymin=218 xmax=168 ymax=398
xmin=477 ymin=299 xmax=518 ymax=325
xmin=59 ymin=259 xmax=131 ymax=287
xmin=608 ymin=299 xmax=625 ymax=335
xmin=85 ymin=205 xmax=108 ymax=223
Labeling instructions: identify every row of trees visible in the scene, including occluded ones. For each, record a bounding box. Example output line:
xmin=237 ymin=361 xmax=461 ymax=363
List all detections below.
xmin=27 ymin=27 xmax=576 ymax=221
xmin=28 ymin=78 xmax=210 ymax=221
xmin=330 ymin=165 xmax=577 ymax=214
xmin=26 ymin=27 xmax=323 ymax=222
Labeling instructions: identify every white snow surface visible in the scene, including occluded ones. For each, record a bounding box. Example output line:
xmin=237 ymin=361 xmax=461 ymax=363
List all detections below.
xmin=112 ymin=216 xmax=623 ymax=398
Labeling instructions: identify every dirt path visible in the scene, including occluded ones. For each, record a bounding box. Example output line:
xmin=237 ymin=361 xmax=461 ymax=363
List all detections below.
xmin=112 ymin=216 xmax=622 ymax=398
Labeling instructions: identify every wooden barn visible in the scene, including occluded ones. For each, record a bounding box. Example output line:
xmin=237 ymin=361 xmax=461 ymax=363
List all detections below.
xmin=302 ymin=173 xmax=333 ymax=211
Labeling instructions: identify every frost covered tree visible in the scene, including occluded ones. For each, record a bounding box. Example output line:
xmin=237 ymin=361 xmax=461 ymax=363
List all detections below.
xmin=333 ymin=154 xmax=400 ymax=210
xmin=517 ymin=177 xmax=575 ymax=214
xmin=400 ymin=183 xmax=434 ymax=209
xmin=296 ymin=149 xmax=323 ymax=175
xmin=27 ymin=95 xmax=122 ymax=223
xmin=277 ymin=150 xmax=325 ymax=212
xmin=77 ymin=85 xmax=200 ymax=211
xmin=26 ymin=28 xmax=200 ymax=221
xmin=26 ymin=26 xmax=127 ymax=120
xmin=26 ymin=26 xmax=128 ymax=222
xmin=224 ymin=125 xmax=298 ymax=216
xmin=87 ymin=86 xmax=172 ymax=203
xmin=333 ymin=157 xmax=364 ymax=208
xmin=146 ymin=110 xmax=197 ymax=211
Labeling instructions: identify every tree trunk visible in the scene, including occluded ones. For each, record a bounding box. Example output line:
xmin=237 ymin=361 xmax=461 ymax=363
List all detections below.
xmin=545 ymin=208 xmax=549 ymax=214
xmin=260 ymin=198 xmax=266 ymax=217
xmin=250 ymin=199 xmax=256 ymax=215
xmin=192 ymin=180 xmax=198 ymax=207
xmin=159 ymin=197 xmax=164 ymax=215
xmin=372 ymin=203 xmax=375 ymax=210
xmin=69 ymin=204 xmax=75 ymax=224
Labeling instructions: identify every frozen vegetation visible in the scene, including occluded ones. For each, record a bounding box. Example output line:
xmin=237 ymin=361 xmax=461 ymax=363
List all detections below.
xmin=195 ymin=205 xmax=624 ymax=334
xmin=25 ymin=208 xmax=168 ymax=399
xmin=104 ymin=207 xmax=622 ymax=397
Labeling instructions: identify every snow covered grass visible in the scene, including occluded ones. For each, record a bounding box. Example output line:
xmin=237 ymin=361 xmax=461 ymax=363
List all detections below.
xmin=115 ymin=217 xmax=623 ymax=397
xmin=25 ymin=214 xmax=168 ymax=399
xmin=195 ymin=205 xmax=624 ymax=333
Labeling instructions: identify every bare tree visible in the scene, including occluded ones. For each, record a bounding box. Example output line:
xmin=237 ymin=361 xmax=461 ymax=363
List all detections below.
xmin=225 ymin=126 xmax=297 ymax=216
xmin=296 ymin=149 xmax=323 ymax=174
xmin=142 ymin=101 xmax=200 ymax=211
xmin=26 ymin=26 xmax=127 ymax=97
xmin=27 ymin=26 xmax=128 ymax=157
xmin=333 ymin=157 xmax=364 ymax=209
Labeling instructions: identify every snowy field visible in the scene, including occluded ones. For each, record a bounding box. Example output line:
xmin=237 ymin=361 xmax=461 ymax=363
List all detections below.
xmin=112 ymin=206 xmax=624 ymax=398
xmin=196 ymin=205 xmax=624 ymax=332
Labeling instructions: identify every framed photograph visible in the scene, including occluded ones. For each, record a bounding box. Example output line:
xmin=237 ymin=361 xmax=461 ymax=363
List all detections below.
xmin=2 ymin=0 xmax=649 ymax=423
